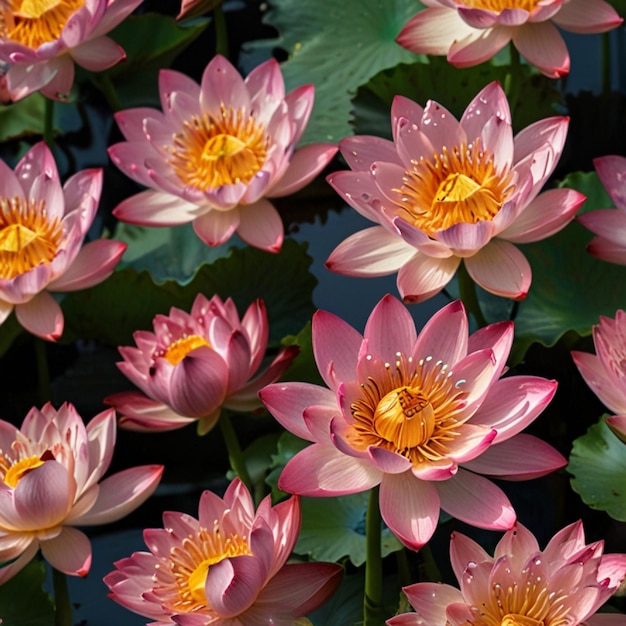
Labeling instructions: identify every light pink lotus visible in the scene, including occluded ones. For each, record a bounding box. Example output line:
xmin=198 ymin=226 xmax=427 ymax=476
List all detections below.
xmin=259 ymin=295 xmax=566 ymax=550
xmin=387 ymin=521 xmax=626 ymax=626
xmin=396 ymin=0 xmax=623 ymax=78
xmin=0 ymin=141 xmax=126 ymax=340
xmin=0 ymin=402 xmax=163 ymax=584
xmin=578 ymin=155 xmax=626 ymax=265
xmin=106 ymin=293 xmax=299 ymax=435
xmin=109 ymin=54 xmax=337 ymax=253
xmin=0 ymin=0 xmax=143 ymax=101
xmin=104 ymin=477 xmax=342 ymax=625
xmin=326 ymin=82 xmax=583 ymax=303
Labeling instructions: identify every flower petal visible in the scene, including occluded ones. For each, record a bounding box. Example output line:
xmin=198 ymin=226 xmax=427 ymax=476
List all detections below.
xmin=15 ymin=291 xmax=63 ymax=340
xmin=236 ymin=199 xmax=283 ymax=252
xmin=397 ymin=253 xmax=461 ymax=303
xmin=41 ymin=526 xmax=91 ymax=576
xmin=512 ymin=21 xmax=569 ymax=78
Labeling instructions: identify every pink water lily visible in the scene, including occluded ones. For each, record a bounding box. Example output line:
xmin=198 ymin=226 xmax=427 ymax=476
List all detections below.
xmin=0 ymin=402 xmax=163 ymax=584
xmin=326 ymin=82 xmax=583 ymax=303
xmin=106 ymin=293 xmax=299 ymax=435
xmin=104 ymin=477 xmax=342 ymax=625
xmin=109 ymin=54 xmax=337 ymax=253
xmin=387 ymin=521 xmax=626 ymax=626
xmin=578 ymin=155 xmax=626 ymax=265
xmin=259 ymin=295 xmax=565 ymax=550
xmin=396 ymin=0 xmax=623 ymax=78
xmin=0 ymin=0 xmax=143 ymax=101
xmin=0 ymin=142 xmax=126 ymax=340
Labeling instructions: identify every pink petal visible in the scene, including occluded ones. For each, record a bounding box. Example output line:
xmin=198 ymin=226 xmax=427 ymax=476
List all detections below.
xmin=368 ymin=446 xmax=413 ymax=474
xmin=461 ymin=82 xmax=512 ymax=142
xmin=587 ymin=236 xmax=626 ymax=265
xmin=339 ymin=134 xmax=400 ymax=171
xmin=41 ymin=526 xmax=91 ymax=576
xmin=399 ymin=582 xmax=464 ymax=625
xmin=7 ymin=61 xmax=59 ymax=101
xmin=39 ymin=55 xmax=75 ymax=101
xmin=193 ymin=208 xmax=239 ymax=247
xmin=594 ymin=155 xmax=626 ymax=211
xmin=200 ymin=55 xmax=250 ymax=115
xmin=394 ymin=218 xmax=456 ymax=258
xmin=71 ymin=36 xmax=124 ymax=71
xmin=571 ymin=351 xmax=626 ymax=415
xmin=284 ymin=84 xmax=314 ymax=145
xmin=0 ymin=542 xmax=39 ymax=585
xmin=113 ymin=189 xmax=203 ymax=226
xmin=15 ymin=291 xmax=63 ymax=340
xmin=236 ymin=199 xmax=283 ymax=252
xmin=448 ymin=26 xmax=512 ymax=68
xmin=552 ymin=0 xmax=623 ymax=33
xmin=436 ymin=221 xmax=497 ymax=256
xmin=512 ymin=21 xmax=569 ymax=78
xmin=450 ymin=531 xmax=491 ymax=583
xmin=326 ymin=171 xmax=392 ymax=223
xmin=577 ymin=209 xmax=626 ymax=248
xmin=606 ymin=416 xmax=626 ymax=443
xmin=397 ymin=253 xmax=461 ymax=303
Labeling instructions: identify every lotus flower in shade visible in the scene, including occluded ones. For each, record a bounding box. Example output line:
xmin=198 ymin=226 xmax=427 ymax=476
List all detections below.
xmin=0 ymin=142 xmax=126 ymax=341
xmin=104 ymin=477 xmax=343 ymax=625
xmin=106 ymin=293 xmax=299 ymax=435
xmin=109 ymin=54 xmax=338 ymax=253
xmin=0 ymin=402 xmax=163 ymax=585
xmin=387 ymin=521 xmax=626 ymax=626
xmin=578 ymin=156 xmax=626 ymax=265
xmin=259 ymin=295 xmax=566 ymax=550
xmin=0 ymin=0 xmax=143 ymax=101
xmin=326 ymin=82 xmax=584 ymax=303
xmin=396 ymin=0 xmax=623 ymax=79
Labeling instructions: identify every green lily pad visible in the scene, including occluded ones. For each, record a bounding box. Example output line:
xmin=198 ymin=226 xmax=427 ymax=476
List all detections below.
xmin=568 ymin=415 xmax=626 ymax=521
xmin=0 ymin=560 xmax=54 ymax=626
xmin=243 ymin=0 xmax=421 ymax=144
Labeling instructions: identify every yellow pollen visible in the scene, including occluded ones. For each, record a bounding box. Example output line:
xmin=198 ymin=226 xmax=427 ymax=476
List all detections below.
xmin=168 ymin=105 xmax=269 ymax=189
xmin=162 ymin=335 xmax=211 ymax=366
xmin=3 ymin=455 xmax=45 ymax=488
xmin=500 ymin=615 xmax=542 ymax=626
xmin=456 ymin=0 xmax=540 ymax=11
xmin=1 ymin=0 xmax=84 ymax=48
xmin=395 ymin=139 xmax=514 ymax=237
xmin=0 ymin=197 xmax=62 ymax=279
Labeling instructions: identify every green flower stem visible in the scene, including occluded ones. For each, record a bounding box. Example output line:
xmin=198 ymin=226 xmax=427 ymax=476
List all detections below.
xmin=457 ymin=262 xmax=488 ymax=328
xmin=364 ymin=485 xmax=385 ymax=626
xmin=219 ymin=410 xmax=253 ymax=492
xmin=35 ymin=338 xmax=51 ymax=405
xmin=53 ymin=568 xmax=72 ymax=626
xmin=395 ymin=547 xmax=412 ymax=589
xmin=43 ymin=97 xmax=54 ymax=147
xmin=213 ymin=3 xmax=229 ymax=58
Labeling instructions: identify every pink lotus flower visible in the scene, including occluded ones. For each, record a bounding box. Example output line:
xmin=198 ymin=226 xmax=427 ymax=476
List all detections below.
xmin=106 ymin=293 xmax=299 ymax=434
xmin=387 ymin=521 xmax=626 ymax=626
xmin=326 ymin=82 xmax=583 ymax=302
xmin=259 ymin=295 xmax=566 ymax=550
xmin=109 ymin=54 xmax=338 ymax=253
xmin=104 ymin=477 xmax=343 ymax=625
xmin=0 ymin=142 xmax=126 ymax=340
xmin=578 ymin=155 xmax=626 ymax=265
xmin=396 ymin=0 xmax=623 ymax=78
xmin=0 ymin=0 xmax=143 ymax=101
xmin=0 ymin=402 xmax=163 ymax=584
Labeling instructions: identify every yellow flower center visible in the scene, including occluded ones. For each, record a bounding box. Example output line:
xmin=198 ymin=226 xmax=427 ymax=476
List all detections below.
xmin=394 ymin=139 xmax=514 ymax=237
xmin=2 ymin=455 xmax=45 ymax=487
xmin=0 ymin=0 xmax=84 ymax=48
xmin=168 ymin=105 xmax=269 ymax=189
xmin=500 ymin=615 xmax=542 ymax=626
xmin=456 ymin=0 xmax=540 ymax=11
xmin=162 ymin=335 xmax=211 ymax=366
xmin=349 ymin=354 xmax=468 ymax=467
xmin=0 ymin=197 xmax=62 ymax=280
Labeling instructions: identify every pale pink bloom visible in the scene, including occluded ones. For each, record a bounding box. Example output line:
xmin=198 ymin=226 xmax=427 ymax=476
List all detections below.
xmin=259 ymin=295 xmax=565 ymax=550
xmin=0 ymin=0 xmax=143 ymax=101
xmin=326 ymin=82 xmax=583 ymax=303
xmin=104 ymin=477 xmax=342 ymax=625
xmin=0 ymin=142 xmax=126 ymax=341
xmin=387 ymin=521 xmax=626 ymax=626
xmin=578 ymin=156 xmax=626 ymax=265
xmin=109 ymin=54 xmax=337 ymax=253
xmin=106 ymin=293 xmax=299 ymax=435
xmin=0 ymin=402 xmax=163 ymax=584
xmin=396 ymin=0 xmax=623 ymax=79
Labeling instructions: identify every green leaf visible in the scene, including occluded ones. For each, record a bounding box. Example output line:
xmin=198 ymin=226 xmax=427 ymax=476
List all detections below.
xmin=280 ymin=322 xmax=324 ymax=386
xmin=0 ymin=560 xmax=55 ymax=626
xmin=568 ymin=415 xmax=626 ymax=521
xmin=295 ymin=492 xmax=403 ymax=566
xmin=243 ymin=0 xmax=421 ymax=144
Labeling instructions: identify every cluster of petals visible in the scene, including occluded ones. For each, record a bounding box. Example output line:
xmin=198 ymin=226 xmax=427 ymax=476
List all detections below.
xmin=0 ymin=0 xmax=143 ymax=101
xmin=106 ymin=293 xmax=299 ymax=435
xmin=326 ymin=82 xmax=583 ymax=303
xmin=578 ymin=155 xmax=626 ymax=266
xmin=572 ymin=309 xmax=626 ymax=443
xmin=104 ymin=477 xmax=343 ymax=625
xmin=387 ymin=520 xmax=626 ymax=625
xmin=0 ymin=402 xmax=163 ymax=584
xmin=0 ymin=141 xmax=126 ymax=340
xmin=109 ymin=54 xmax=337 ymax=253
xmin=259 ymin=294 xmax=566 ymax=550
xmin=396 ymin=0 xmax=623 ymax=79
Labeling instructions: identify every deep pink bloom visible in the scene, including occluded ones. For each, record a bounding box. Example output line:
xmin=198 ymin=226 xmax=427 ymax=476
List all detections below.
xmin=0 ymin=402 xmax=163 ymax=584
xmin=0 ymin=0 xmax=143 ymax=101
xmin=396 ymin=0 xmax=622 ymax=78
xmin=109 ymin=54 xmax=337 ymax=253
xmin=578 ymin=155 xmax=626 ymax=265
xmin=387 ymin=521 xmax=626 ymax=626
xmin=259 ymin=295 xmax=565 ymax=550
xmin=104 ymin=478 xmax=342 ymax=625
xmin=106 ymin=293 xmax=299 ymax=434
xmin=0 ymin=142 xmax=126 ymax=340
xmin=326 ymin=82 xmax=583 ymax=303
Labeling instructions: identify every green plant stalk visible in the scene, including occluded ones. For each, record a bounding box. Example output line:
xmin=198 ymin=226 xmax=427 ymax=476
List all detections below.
xmin=213 ymin=3 xmax=229 ymax=58
xmin=53 ymin=568 xmax=72 ymax=626
xmin=219 ymin=410 xmax=253 ymax=492
xmin=364 ymin=485 xmax=385 ymax=626
xmin=457 ymin=262 xmax=488 ymax=328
